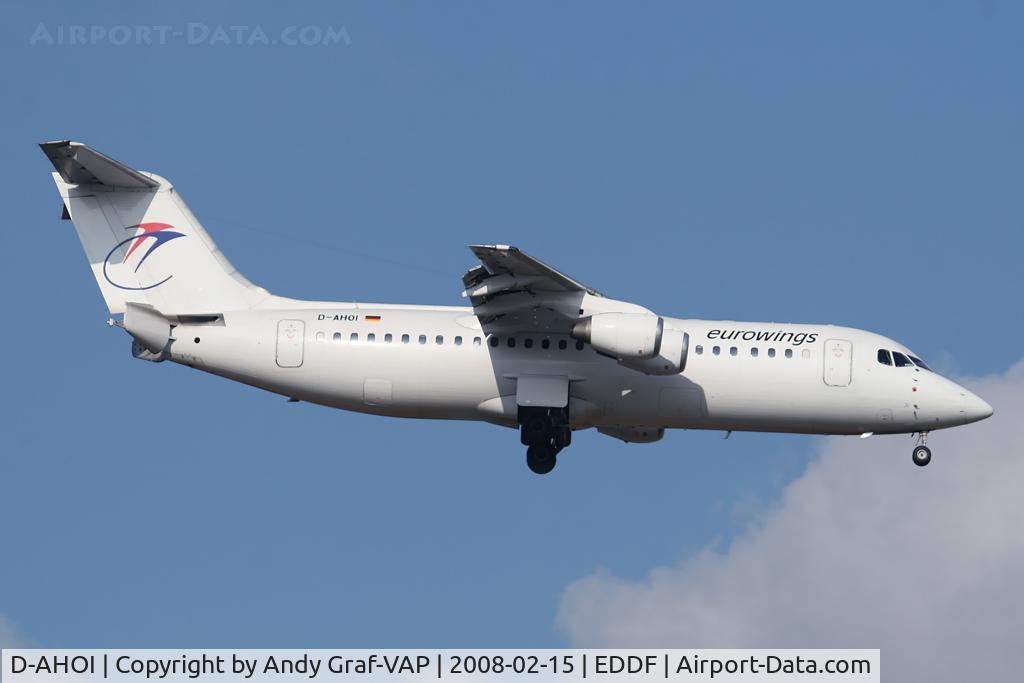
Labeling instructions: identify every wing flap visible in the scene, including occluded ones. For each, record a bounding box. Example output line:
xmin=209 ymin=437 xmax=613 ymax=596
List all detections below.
xmin=462 ymin=245 xmax=651 ymax=334
xmin=462 ymin=244 xmax=602 ymax=334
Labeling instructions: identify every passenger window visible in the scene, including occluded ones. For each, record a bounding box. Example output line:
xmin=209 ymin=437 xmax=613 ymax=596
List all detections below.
xmin=418 ymin=334 xmax=427 ymax=345
xmin=695 ymin=345 xmax=703 ymax=355
xmin=333 ymin=332 xmax=342 ymax=343
xmin=785 ymin=349 xmax=793 ymax=358
xmin=877 ymin=349 xmax=892 ymax=366
xmin=350 ymin=332 xmax=359 ymax=342
xmin=713 ymin=346 xmax=721 ymax=356
xmin=729 ymin=347 xmax=738 ymax=356
xmin=524 ymin=338 xmax=533 ymax=349
xmin=751 ymin=348 xmax=759 ymax=357
xmin=454 ymin=336 xmax=463 ymax=346
xmin=802 ymin=349 xmax=811 ymax=359
xmin=401 ymin=334 xmax=410 ymax=344
xmin=435 ymin=335 xmax=444 ymax=345
xmin=558 ymin=339 xmax=568 ymax=350
xmin=541 ymin=339 xmax=550 ymax=349
xmin=316 ymin=332 xmax=326 ymax=342
xmin=367 ymin=333 xmax=376 ymax=343
xmin=892 ymin=351 xmax=913 ymax=367
xmin=768 ymin=348 xmax=776 ymax=358
xmin=576 ymin=340 xmax=585 ymax=350
xmin=490 ymin=336 xmax=499 ymax=347
xmin=384 ymin=333 xmax=393 ymax=343
xmin=473 ymin=337 xmax=481 ymax=346
xmin=507 ymin=338 xmax=516 ymax=348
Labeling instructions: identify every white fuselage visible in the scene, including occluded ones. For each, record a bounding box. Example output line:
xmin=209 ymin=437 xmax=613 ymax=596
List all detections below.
xmin=40 ymin=140 xmax=993 ymax=471
xmin=165 ymin=302 xmax=992 ymax=437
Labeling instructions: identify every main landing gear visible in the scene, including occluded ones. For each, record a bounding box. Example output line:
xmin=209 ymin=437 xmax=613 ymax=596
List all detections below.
xmin=912 ymin=432 xmax=932 ymax=467
xmin=520 ymin=406 xmax=571 ymax=475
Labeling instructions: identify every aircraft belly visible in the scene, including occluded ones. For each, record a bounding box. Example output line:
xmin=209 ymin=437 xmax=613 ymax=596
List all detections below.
xmin=697 ymin=377 xmax=877 ymax=434
xmin=316 ymin=346 xmax=502 ymax=419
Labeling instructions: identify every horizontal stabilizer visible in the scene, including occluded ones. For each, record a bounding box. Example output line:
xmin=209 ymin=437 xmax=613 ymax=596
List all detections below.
xmin=39 ymin=140 xmax=159 ymax=188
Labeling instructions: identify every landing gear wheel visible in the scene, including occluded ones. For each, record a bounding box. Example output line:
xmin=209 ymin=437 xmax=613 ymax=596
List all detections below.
xmin=527 ymin=445 xmax=557 ymax=475
xmin=912 ymin=445 xmax=932 ymax=467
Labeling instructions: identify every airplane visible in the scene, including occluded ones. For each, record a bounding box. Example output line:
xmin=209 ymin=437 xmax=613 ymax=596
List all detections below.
xmin=40 ymin=140 xmax=993 ymax=474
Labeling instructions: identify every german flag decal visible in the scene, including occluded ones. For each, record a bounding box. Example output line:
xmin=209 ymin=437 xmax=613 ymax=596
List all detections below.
xmin=365 ymin=315 xmax=381 ymax=322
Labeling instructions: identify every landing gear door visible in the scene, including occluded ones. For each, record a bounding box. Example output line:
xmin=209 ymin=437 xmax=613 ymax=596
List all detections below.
xmin=823 ymin=338 xmax=853 ymax=387
xmin=276 ymin=319 xmax=305 ymax=368
xmin=516 ymin=374 xmax=569 ymax=408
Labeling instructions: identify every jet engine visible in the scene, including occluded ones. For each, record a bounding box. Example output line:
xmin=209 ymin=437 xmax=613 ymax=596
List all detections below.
xmin=571 ymin=312 xmax=688 ymax=376
xmin=571 ymin=312 xmax=661 ymax=359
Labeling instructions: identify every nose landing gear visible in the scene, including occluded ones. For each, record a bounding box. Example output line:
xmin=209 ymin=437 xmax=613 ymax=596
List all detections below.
xmin=520 ymin=406 xmax=570 ymax=475
xmin=912 ymin=432 xmax=932 ymax=467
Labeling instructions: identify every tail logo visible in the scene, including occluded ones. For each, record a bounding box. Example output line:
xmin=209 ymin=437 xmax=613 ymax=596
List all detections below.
xmin=103 ymin=223 xmax=186 ymax=290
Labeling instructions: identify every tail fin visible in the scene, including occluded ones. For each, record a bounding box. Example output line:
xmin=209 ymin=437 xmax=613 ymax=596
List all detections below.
xmin=40 ymin=140 xmax=269 ymax=315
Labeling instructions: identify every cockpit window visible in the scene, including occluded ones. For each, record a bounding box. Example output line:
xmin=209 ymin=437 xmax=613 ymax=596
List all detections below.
xmin=909 ymin=355 xmax=931 ymax=371
xmin=877 ymin=349 xmax=892 ymax=366
xmin=892 ymin=351 xmax=914 ymax=367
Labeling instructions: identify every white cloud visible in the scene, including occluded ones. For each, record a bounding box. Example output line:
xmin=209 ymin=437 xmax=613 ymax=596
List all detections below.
xmin=0 ymin=613 xmax=26 ymax=648
xmin=558 ymin=362 xmax=1024 ymax=683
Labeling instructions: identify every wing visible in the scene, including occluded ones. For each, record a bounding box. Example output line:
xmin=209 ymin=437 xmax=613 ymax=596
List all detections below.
xmin=462 ymin=245 xmax=606 ymax=334
xmin=467 ymin=244 xmax=602 ymax=297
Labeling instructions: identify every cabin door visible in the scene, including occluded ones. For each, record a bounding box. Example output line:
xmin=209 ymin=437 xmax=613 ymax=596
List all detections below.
xmin=276 ymin=319 xmax=305 ymax=368
xmin=823 ymin=339 xmax=853 ymax=387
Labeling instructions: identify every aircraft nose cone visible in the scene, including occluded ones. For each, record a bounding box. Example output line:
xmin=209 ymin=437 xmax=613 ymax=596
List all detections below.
xmin=962 ymin=391 xmax=994 ymax=423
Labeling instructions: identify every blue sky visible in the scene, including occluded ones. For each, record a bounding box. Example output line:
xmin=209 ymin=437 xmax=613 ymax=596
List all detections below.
xmin=0 ymin=1 xmax=1020 ymax=650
